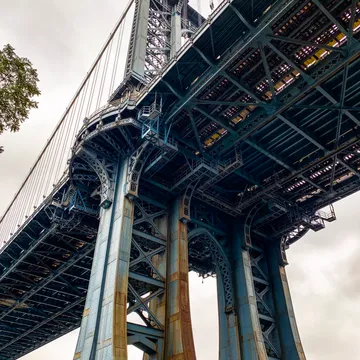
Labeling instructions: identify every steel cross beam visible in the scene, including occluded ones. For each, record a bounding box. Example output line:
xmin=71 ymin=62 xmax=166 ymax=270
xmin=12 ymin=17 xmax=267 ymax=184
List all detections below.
xmin=235 ymin=132 xmax=360 ymax=212
xmin=164 ymin=0 xmax=302 ymax=124
xmin=277 ymin=114 xmax=360 ymax=179
xmin=312 ymin=0 xmax=349 ymax=37
xmin=191 ymin=44 xmax=263 ymax=103
xmin=178 ymin=40 xmax=329 ymax=195
xmin=217 ymin=32 xmax=360 ymax=156
xmin=245 ymin=138 xmax=327 ymax=193
xmin=187 ymin=108 xmax=204 ymax=155
xmin=266 ymin=35 xmax=347 ymax=54
xmin=258 ymin=41 xmax=276 ymax=100
xmin=265 ymin=36 xmax=360 ymax=125
xmin=330 ymin=64 xmax=350 ymax=191
xmin=194 ymin=100 xmax=263 ymax=107
xmin=291 ymin=105 xmax=360 ymax=111
xmin=266 ymin=39 xmax=360 ymax=182
xmin=165 ymin=41 xmax=328 ymax=195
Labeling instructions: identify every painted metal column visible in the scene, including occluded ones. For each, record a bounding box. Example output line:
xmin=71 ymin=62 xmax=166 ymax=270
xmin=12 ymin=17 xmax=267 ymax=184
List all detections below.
xmin=73 ymin=158 xmax=134 ymax=360
xmin=170 ymin=3 xmax=183 ymax=58
xmin=216 ymin=267 xmax=241 ymax=360
xmin=231 ymin=223 xmax=268 ymax=360
xmin=165 ymin=197 xmax=196 ymax=360
xmin=267 ymin=245 xmax=306 ymax=360
xmin=126 ymin=0 xmax=150 ymax=80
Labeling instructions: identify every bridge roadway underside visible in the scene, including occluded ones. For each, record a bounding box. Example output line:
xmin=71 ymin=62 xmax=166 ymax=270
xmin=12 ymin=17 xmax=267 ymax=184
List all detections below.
xmin=1 ymin=0 xmax=360 ymax=358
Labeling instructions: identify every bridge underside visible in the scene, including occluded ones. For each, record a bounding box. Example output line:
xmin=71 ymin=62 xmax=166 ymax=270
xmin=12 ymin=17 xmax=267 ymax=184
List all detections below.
xmin=1 ymin=0 xmax=360 ymax=358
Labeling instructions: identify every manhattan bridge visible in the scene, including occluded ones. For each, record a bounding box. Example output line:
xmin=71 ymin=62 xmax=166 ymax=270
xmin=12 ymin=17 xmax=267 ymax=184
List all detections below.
xmin=0 ymin=0 xmax=359 ymax=359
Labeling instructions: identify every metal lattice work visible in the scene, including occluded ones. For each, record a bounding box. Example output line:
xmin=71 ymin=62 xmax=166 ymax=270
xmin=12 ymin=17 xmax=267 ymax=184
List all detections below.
xmin=0 ymin=184 xmax=98 ymax=359
xmin=249 ymin=246 xmax=282 ymax=359
xmin=127 ymin=197 xmax=167 ymax=349
xmin=188 ymin=228 xmax=234 ymax=312
xmin=74 ymin=149 xmax=116 ymax=209
xmin=6 ymin=0 xmax=360 ymax=248
xmin=129 ymin=0 xmax=360 ymax=244
xmin=123 ymin=0 xmax=203 ymax=85
xmin=145 ymin=1 xmax=172 ymax=81
xmin=126 ymin=142 xmax=152 ymax=197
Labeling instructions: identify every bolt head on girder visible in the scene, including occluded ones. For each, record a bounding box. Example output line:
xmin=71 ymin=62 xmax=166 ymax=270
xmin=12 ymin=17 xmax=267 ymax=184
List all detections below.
xmin=100 ymin=198 xmax=112 ymax=209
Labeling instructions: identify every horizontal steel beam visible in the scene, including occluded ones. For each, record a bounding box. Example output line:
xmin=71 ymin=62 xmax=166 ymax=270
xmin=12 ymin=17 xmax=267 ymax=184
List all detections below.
xmin=129 ymin=272 xmax=165 ymax=288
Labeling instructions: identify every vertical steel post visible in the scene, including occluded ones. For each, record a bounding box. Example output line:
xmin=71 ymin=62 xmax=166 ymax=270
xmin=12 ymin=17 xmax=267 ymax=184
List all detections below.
xmin=267 ymin=246 xmax=306 ymax=360
xmin=165 ymin=197 xmax=196 ymax=360
xmin=231 ymin=223 xmax=268 ymax=360
xmin=125 ymin=0 xmax=150 ymax=80
xmin=216 ymin=267 xmax=241 ymax=360
xmin=170 ymin=4 xmax=182 ymax=58
xmin=73 ymin=158 xmax=134 ymax=360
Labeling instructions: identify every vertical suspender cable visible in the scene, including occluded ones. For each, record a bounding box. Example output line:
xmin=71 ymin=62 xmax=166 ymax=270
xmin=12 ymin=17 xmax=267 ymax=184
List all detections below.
xmin=96 ymin=41 xmax=112 ymax=110
xmin=109 ymin=22 xmax=125 ymax=96
xmin=197 ymin=0 xmax=202 ymax=26
xmin=55 ymin=99 xmax=79 ymax=179
xmin=86 ymin=63 xmax=101 ymax=117
xmin=66 ymin=82 xmax=89 ymax=163
xmin=0 ymin=0 xmax=135 ymax=238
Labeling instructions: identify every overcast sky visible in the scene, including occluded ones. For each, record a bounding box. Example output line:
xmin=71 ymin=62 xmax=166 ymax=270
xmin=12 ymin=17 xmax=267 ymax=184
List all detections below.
xmin=0 ymin=0 xmax=358 ymax=359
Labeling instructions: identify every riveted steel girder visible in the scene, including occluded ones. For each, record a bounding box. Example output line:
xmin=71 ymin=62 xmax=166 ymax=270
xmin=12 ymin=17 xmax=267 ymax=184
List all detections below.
xmin=229 ymin=223 xmax=306 ymax=360
xmin=73 ymin=159 xmax=135 ymax=359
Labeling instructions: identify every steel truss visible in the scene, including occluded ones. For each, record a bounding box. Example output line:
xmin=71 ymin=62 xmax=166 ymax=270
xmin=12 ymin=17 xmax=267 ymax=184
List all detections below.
xmin=0 ymin=184 xmax=98 ymax=359
xmin=127 ymin=197 xmax=167 ymax=354
xmin=123 ymin=0 xmax=201 ymax=86
xmin=131 ymin=0 xmax=360 ymax=240
xmin=248 ymin=246 xmax=281 ymax=359
xmin=188 ymin=228 xmax=233 ymax=312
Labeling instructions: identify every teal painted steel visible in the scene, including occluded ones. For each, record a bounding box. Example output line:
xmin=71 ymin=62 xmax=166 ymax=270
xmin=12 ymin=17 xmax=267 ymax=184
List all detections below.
xmin=232 ymin=224 xmax=268 ymax=360
xmin=216 ymin=267 xmax=241 ymax=360
xmin=74 ymin=158 xmax=134 ymax=359
xmin=267 ymin=246 xmax=306 ymax=360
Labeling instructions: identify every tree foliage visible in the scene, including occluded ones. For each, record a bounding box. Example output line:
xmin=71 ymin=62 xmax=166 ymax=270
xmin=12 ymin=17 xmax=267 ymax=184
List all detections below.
xmin=0 ymin=44 xmax=40 ymax=152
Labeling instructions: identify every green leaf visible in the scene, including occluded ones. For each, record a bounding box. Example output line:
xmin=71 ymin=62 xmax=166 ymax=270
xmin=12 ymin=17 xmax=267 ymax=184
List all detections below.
xmin=0 ymin=44 xmax=41 ymax=152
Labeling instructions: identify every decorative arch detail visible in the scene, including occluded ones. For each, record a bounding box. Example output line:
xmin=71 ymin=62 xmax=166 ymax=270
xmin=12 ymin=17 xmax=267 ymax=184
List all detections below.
xmin=244 ymin=201 xmax=266 ymax=248
xmin=180 ymin=178 xmax=202 ymax=222
xmin=188 ymin=228 xmax=234 ymax=313
xmin=126 ymin=141 xmax=152 ymax=198
xmin=75 ymin=148 xmax=115 ymax=209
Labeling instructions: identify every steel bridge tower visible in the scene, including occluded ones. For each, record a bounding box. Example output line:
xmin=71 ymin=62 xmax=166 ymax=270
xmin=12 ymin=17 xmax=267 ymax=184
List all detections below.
xmin=71 ymin=1 xmax=308 ymax=359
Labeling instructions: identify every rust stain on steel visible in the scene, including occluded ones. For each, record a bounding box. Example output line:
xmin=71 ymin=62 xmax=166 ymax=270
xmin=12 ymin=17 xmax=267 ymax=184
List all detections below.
xmin=112 ymin=196 xmax=135 ymax=360
xmin=166 ymin=198 xmax=196 ymax=360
